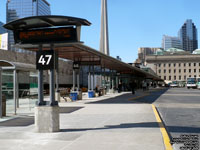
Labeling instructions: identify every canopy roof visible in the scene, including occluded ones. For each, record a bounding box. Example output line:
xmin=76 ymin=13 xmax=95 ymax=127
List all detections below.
xmin=0 ymin=60 xmax=35 ymax=71
xmin=3 ymin=15 xmax=91 ymax=30
xmin=14 ymin=43 xmax=162 ymax=80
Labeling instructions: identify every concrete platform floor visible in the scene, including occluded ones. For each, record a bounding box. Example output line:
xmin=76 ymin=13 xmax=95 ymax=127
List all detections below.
xmin=0 ymin=91 xmax=165 ymax=150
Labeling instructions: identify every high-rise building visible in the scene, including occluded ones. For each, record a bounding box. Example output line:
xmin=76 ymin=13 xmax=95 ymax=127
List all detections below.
xmin=162 ymin=35 xmax=182 ymax=50
xmin=138 ymin=47 xmax=162 ymax=65
xmin=100 ymin=0 xmax=109 ymax=56
xmin=178 ymin=19 xmax=198 ymax=53
xmin=6 ymin=0 xmax=51 ymax=52
xmin=0 ymin=22 xmax=6 ymax=34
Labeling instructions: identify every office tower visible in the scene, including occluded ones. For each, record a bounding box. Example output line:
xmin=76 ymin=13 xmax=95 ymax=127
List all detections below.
xmin=138 ymin=47 xmax=161 ymax=65
xmin=162 ymin=35 xmax=182 ymax=50
xmin=178 ymin=19 xmax=198 ymax=53
xmin=100 ymin=0 xmax=110 ymax=56
xmin=0 ymin=22 xmax=6 ymax=34
xmin=6 ymin=0 xmax=51 ymax=52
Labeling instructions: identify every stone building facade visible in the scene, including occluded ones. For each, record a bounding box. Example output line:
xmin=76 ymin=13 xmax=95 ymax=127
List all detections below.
xmin=146 ymin=54 xmax=200 ymax=82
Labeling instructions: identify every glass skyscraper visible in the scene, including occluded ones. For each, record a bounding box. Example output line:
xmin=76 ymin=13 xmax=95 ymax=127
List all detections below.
xmin=0 ymin=22 xmax=6 ymax=34
xmin=6 ymin=0 xmax=51 ymax=52
xmin=162 ymin=35 xmax=182 ymax=50
xmin=178 ymin=19 xmax=198 ymax=53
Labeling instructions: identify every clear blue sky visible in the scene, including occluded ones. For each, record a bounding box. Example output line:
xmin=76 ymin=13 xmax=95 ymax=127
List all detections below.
xmin=1 ymin=0 xmax=200 ymax=63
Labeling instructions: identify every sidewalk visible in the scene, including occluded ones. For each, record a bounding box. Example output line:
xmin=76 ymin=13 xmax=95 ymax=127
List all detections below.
xmin=0 ymin=89 xmax=166 ymax=150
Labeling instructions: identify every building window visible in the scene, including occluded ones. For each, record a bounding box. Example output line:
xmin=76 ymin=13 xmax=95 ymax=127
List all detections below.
xmin=199 ymin=63 xmax=200 ymax=66
xmin=194 ymin=75 xmax=196 ymax=78
xmin=194 ymin=69 xmax=196 ymax=73
xmin=189 ymin=75 xmax=191 ymax=77
xmin=169 ymin=64 xmax=171 ymax=67
xmin=174 ymin=69 xmax=176 ymax=73
xmin=159 ymin=69 xmax=161 ymax=73
xmin=164 ymin=76 xmax=166 ymax=80
xmin=184 ymin=76 xmax=186 ymax=80
xmin=163 ymin=64 xmax=166 ymax=67
xmin=169 ymin=76 xmax=171 ymax=80
xmin=194 ymin=63 xmax=196 ymax=66
xmin=189 ymin=63 xmax=191 ymax=67
xmin=179 ymin=63 xmax=181 ymax=67
xmin=189 ymin=69 xmax=191 ymax=73
xmin=158 ymin=64 xmax=161 ymax=67
xmin=184 ymin=63 xmax=186 ymax=67
xmin=179 ymin=76 xmax=181 ymax=80
xmin=179 ymin=69 xmax=181 ymax=73
xmin=169 ymin=69 xmax=171 ymax=73
xmin=174 ymin=63 xmax=176 ymax=67
xmin=174 ymin=76 xmax=176 ymax=80
xmin=184 ymin=69 xmax=186 ymax=73
xmin=164 ymin=69 xmax=166 ymax=73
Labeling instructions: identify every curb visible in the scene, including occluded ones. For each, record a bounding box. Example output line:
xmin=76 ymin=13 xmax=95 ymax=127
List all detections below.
xmin=152 ymin=104 xmax=173 ymax=150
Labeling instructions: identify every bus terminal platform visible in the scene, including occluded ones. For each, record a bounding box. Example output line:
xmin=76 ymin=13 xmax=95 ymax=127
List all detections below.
xmin=0 ymin=88 xmax=167 ymax=150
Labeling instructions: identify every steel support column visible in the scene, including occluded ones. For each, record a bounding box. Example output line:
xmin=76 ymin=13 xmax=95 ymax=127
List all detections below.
xmin=49 ymin=44 xmax=56 ymax=106
xmin=38 ymin=44 xmax=44 ymax=105
xmin=77 ymin=70 xmax=80 ymax=91
xmin=88 ymin=66 xmax=91 ymax=90
xmin=92 ymin=66 xmax=95 ymax=90
xmin=73 ymin=69 xmax=76 ymax=91
xmin=13 ymin=69 xmax=17 ymax=114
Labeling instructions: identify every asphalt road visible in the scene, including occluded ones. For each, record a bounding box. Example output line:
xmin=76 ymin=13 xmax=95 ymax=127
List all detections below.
xmin=152 ymin=88 xmax=200 ymax=149
xmin=90 ymin=88 xmax=200 ymax=149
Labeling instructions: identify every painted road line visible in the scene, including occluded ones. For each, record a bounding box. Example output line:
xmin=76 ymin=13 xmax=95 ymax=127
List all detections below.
xmin=128 ymin=93 xmax=150 ymax=101
xmin=152 ymin=104 xmax=173 ymax=150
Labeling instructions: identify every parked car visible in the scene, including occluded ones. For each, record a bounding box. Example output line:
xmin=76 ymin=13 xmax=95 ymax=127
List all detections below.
xmin=170 ymin=81 xmax=178 ymax=88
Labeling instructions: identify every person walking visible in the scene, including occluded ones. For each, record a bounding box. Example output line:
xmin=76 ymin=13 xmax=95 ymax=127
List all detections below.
xmin=130 ymin=81 xmax=136 ymax=94
xmin=142 ymin=80 xmax=147 ymax=91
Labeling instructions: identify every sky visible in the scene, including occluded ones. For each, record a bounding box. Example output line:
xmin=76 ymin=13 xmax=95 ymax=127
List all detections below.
xmin=1 ymin=0 xmax=200 ymax=63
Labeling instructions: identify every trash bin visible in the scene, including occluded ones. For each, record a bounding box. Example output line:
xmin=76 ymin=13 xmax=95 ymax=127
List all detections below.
xmin=70 ymin=92 xmax=78 ymax=101
xmin=2 ymin=94 xmax=6 ymax=116
xmin=88 ymin=91 xmax=94 ymax=98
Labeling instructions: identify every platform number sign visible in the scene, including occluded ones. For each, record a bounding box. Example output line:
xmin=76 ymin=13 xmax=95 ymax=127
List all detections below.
xmin=36 ymin=50 xmax=55 ymax=70
xmin=73 ymin=62 xmax=80 ymax=69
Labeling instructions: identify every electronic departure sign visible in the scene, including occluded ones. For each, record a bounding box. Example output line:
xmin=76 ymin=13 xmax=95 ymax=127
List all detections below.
xmin=14 ymin=27 xmax=78 ymax=44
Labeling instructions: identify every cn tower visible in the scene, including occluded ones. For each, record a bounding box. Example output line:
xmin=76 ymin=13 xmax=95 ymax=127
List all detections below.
xmin=100 ymin=0 xmax=110 ymax=56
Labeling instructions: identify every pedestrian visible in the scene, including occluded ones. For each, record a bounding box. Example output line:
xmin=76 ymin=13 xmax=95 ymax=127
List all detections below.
xmin=118 ymin=82 xmax=122 ymax=93
xmin=142 ymin=80 xmax=147 ymax=91
xmin=130 ymin=81 xmax=136 ymax=94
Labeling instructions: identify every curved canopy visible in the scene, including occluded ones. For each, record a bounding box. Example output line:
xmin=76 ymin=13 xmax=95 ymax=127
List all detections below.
xmin=3 ymin=15 xmax=91 ymax=30
xmin=0 ymin=60 xmax=36 ymax=71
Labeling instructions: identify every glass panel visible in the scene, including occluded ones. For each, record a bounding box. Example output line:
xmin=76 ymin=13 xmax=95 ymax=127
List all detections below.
xmin=2 ymin=70 xmax=14 ymax=115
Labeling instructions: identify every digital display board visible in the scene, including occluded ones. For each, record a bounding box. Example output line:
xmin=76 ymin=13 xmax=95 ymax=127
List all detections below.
xmin=14 ymin=27 xmax=78 ymax=44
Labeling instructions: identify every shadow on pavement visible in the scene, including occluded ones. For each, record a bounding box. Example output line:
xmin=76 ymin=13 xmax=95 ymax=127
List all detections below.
xmin=88 ymin=88 xmax=169 ymax=104
xmin=0 ymin=117 xmax=34 ymax=127
xmin=59 ymin=107 xmax=84 ymax=113
xmin=168 ymin=126 xmax=200 ymax=134
xmin=0 ymin=107 xmax=83 ymax=127
xmin=60 ymin=122 xmax=160 ymax=132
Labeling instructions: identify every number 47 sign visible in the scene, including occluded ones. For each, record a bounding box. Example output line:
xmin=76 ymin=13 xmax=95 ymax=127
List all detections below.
xmin=36 ymin=50 xmax=58 ymax=70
